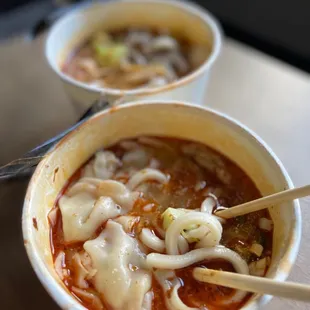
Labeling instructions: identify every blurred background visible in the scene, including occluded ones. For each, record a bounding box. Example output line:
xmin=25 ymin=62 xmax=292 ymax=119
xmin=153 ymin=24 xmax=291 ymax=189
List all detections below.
xmin=1 ymin=0 xmax=309 ymax=72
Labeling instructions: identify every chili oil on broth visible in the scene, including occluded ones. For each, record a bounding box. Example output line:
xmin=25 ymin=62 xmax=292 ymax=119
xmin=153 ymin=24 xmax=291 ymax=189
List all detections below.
xmin=49 ymin=137 xmax=273 ymax=310
xmin=62 ymin=27 xmax=209 ymax=90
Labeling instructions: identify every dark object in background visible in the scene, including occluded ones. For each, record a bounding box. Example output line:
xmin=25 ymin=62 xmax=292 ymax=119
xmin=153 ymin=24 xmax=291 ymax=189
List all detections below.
xmin=31 ymin=0 xmax=88 ymax=39
xmin=0 ymin=98 xmax=109 ymax=181
xmin=195 ymin=0 xmax=310 ymax=72
xmin=0 ymin=0 xmax=32 ymax=13
xmin=0 ymin=0 xmax=310 ymax=73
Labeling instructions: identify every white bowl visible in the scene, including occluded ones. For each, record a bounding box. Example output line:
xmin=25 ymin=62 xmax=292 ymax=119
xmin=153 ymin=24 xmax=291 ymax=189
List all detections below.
xmin=45 ymin=0 xmax=222 ymax=113
xmin=22 ymin=101 xmax=301 ymax=310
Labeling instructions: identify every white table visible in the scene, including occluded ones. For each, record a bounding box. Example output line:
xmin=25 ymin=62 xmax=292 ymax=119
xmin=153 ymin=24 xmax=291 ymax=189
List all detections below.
xmin=0 ymin=36 xmax=309 ymax=309
xmin=208 ymin=39 xmax=310 ymax=310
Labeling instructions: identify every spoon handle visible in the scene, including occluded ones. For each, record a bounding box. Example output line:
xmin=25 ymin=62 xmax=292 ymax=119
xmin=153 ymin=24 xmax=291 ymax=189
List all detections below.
xmin=0 ymin=100 xmax=109 ymax=181
xmin=0 ymin=119 xmax=86 ymax=180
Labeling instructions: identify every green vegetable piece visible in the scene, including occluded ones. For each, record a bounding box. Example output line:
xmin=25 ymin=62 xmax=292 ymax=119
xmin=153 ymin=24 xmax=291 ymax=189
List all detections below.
xmin=234 ymin=244 xmax=251 ymax=261
xmin=94 ymin=44 xmax=128 ymax=67
xmin=161 ymin=207 xmax=199 ymax=243
xmin=91 ymin=31 xmax=128 ymax=67
xmin=91 ymin=31 xmax=111 ymax=49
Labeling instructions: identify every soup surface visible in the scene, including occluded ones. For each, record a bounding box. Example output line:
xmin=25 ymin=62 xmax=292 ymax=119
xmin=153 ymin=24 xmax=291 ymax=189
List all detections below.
xmin=62 ymin=27 xmax=209 ymax=90
xmin=50 ymin=137 xmax=273 ymax=310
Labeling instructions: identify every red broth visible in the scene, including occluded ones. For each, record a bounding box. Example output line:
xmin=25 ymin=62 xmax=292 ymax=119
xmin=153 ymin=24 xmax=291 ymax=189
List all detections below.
xmin=62 ymin=27 xmax=207 ymax=90
xmin=50 ymin=137 xmax=273 ymax=310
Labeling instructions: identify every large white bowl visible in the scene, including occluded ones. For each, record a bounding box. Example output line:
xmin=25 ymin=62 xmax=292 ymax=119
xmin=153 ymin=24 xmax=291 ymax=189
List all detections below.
xmin=22 ymin=101 xmax=301 ymax=310
xmin=45 ymin=0 xmax=222 ymax=113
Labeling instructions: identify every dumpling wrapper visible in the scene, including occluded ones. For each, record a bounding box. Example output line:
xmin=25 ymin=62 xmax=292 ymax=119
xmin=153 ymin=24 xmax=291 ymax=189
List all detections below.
xmin=84 ymin=221 xmax=152 ymax=310
xmin=59 ymin=193 xmax=121 ymax=242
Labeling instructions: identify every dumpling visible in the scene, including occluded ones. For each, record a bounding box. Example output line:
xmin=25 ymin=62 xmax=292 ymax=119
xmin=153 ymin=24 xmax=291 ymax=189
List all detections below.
xmin=181 ymin=143 xmax=231 ymax=185
xmin=127 ymin=168 xmax=169 ymax=190
xmin=114 ymin=215 xmax=140 ymax=233
xmin=96 ymin=180 xmax=139 ymax=211
xmin=122 ymin=148 xmax=150 ymax=168
xmin=67 ymin=178 xmax=139 ymax=211
xmin=59 ymin=193 xmax=121 ymax=242
xmin=83 ymin=151 xmax=121 ymax=179
xmin=84 ymin=221 xmax=152 ymax=310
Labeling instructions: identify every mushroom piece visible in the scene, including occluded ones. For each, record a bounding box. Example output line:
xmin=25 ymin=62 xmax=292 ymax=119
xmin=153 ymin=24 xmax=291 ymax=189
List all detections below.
xmin=149 ymin=35 xmax=179 ymax=52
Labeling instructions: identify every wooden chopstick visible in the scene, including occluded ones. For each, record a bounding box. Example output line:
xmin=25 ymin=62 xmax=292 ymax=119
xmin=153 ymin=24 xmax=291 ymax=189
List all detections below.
xmin=215 ymin=184 xmax=310 ymax=219
xmin=193 ymin=268 xmax=310 ymax=302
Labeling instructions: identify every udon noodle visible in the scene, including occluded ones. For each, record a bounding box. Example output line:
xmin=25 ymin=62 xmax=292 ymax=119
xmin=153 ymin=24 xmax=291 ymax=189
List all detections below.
xmin=62 ymin=27 xmax=209 ymax=90
xmin=50 ymin=137 xmax=273 ymax=310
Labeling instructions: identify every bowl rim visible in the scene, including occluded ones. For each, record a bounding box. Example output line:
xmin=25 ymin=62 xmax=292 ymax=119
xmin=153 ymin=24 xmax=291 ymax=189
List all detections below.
xmin=45 ymin=0 xmax=223 ymax=97
xmin=22 ymin=101 xmax=302 ymax=310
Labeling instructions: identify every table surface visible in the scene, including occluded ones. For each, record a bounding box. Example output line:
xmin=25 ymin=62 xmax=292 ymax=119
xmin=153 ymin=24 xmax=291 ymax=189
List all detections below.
xmin=0 ymin=35 xmax=309 ymax=310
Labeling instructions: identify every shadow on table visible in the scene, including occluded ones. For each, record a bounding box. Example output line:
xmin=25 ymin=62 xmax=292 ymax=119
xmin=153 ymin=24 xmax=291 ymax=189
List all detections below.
xmin=0 ymin=180 xmax=58 ymax=309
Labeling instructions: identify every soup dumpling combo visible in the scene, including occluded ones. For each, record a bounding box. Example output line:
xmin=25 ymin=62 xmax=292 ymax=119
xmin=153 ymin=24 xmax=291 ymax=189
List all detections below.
xmin=50 ymin=137 xmax=273 ymax=310
xmin=62 ymin=27 xmax=210 ymax=90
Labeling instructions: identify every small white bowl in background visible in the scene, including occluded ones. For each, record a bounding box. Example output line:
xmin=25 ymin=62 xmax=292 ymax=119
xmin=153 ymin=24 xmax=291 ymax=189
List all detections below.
xmin=45 ymin=0 xmax=222 ymax=113
xmin=22 ymin=101 xmax=301 ymax=310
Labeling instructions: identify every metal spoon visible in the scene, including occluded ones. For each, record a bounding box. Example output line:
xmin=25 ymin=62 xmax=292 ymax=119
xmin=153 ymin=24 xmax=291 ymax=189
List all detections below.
xmin=0 ymin=99 xmax=109 ymax=181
